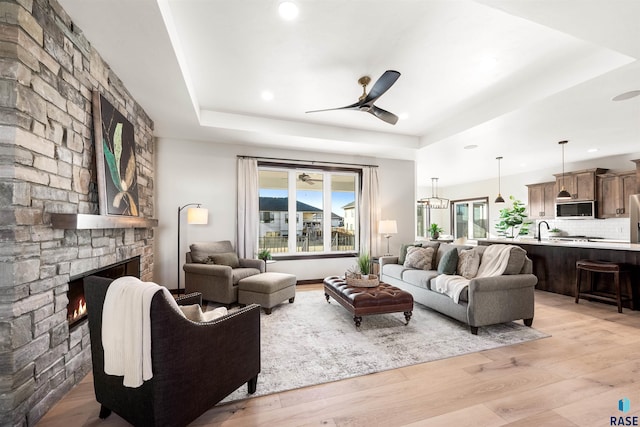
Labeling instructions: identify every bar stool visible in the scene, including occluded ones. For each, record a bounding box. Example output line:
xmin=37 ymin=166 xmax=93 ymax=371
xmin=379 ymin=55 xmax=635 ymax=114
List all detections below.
xmin=575 ymin=259 xmax=634 ymax=313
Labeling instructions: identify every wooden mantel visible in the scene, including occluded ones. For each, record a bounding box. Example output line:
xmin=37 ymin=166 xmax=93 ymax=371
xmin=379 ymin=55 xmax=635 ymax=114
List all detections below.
xmin=51 ymin=214 xmax=158 ymax=230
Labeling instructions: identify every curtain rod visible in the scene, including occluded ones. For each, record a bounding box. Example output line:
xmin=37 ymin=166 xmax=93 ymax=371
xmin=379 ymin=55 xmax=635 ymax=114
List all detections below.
xmin=237 ymin=155 xmax=378 ymax=168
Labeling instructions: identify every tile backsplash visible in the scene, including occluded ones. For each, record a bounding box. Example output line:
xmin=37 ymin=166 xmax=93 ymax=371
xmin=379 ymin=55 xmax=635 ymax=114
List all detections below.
xmin=533 ymin=217 xmax=631 ymax=241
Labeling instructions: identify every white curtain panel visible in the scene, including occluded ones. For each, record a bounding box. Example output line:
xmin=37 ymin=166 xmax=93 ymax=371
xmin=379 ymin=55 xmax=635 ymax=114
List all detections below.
xmin=359 ymin=166 xmax=381 ymax=256
xmin=237 ymin=157 xmax=259 ymax=258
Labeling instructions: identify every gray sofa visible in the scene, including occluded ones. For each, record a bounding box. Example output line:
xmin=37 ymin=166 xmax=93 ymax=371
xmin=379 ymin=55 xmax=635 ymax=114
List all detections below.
xmin=380 ymin=242 xmax=537 ymax=334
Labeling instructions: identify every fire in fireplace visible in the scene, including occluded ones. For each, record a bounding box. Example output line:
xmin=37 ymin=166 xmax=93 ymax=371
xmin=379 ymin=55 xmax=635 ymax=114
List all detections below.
xmin=67 ymin=256 xmax=141 ymax=328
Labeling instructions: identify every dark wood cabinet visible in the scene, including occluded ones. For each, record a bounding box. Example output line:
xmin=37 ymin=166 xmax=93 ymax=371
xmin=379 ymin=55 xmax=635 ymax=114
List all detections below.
xmin=527 ymin=181 xmax=556 ymax=219
xmin=597 ymin=171 xmax=637 ymax=218
xmin=553 ymin=168 xmax=607 ymax=201
xmin=478 ymin=240 xmax=640 ymax=310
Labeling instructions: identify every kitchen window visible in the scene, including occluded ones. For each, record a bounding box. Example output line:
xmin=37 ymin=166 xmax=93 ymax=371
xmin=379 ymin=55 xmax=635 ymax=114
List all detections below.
xmin=452 ymin=197 xmax=489 ymax=242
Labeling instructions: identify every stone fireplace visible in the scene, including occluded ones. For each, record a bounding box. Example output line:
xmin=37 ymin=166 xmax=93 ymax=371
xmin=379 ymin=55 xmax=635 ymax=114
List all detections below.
xmin=0 ymin=1 xmax=156 ymax=425
xmin=66 ymin=257 xmax=141 ymax=329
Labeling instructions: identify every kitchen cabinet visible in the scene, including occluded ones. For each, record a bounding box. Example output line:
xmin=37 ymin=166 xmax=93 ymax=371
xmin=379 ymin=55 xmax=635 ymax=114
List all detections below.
xmin=553 ymin=168 xmax=607 ymax=201
xmin=527 ymin=181 xmax=556 ymax=219
xmin=597 ymin=171 xmax=637 ymax=218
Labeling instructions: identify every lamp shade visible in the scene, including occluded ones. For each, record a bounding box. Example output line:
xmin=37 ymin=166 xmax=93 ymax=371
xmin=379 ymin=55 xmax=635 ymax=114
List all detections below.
xmin=187 ymin=207 xmax=208 ymax=224
xmin=379 ymin=220 xmax=398 ymax=235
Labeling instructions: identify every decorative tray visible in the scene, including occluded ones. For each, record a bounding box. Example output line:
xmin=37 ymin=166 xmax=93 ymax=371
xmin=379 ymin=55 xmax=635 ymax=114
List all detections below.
xmin=345 ymin=274 xmax=380 ymax=288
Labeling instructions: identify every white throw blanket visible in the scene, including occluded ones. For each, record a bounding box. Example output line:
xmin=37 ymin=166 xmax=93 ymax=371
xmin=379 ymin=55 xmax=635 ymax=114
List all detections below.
xmin=102 ymin=276 xmax=183 ymax=388
xmin=434 ymin=245 xmax=513 ymax=303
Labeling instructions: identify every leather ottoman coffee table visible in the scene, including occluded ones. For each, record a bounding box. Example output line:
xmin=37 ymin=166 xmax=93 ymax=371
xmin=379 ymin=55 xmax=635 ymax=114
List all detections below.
xmin=323 ymin=276 xmax=413 ymax=328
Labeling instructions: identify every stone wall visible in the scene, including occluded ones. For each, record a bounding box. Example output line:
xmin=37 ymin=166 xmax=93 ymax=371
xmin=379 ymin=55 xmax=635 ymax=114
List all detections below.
xmin=0 ymin=0 xmax=155 ymax=425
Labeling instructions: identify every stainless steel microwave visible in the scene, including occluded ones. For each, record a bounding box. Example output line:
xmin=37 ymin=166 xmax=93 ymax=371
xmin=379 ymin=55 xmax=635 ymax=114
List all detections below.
xmin=555 ymin=201 xmax=596 ymax=219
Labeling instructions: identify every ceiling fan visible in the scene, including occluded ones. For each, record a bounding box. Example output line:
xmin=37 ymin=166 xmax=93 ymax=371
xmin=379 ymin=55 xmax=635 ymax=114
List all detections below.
xmin=298 ymin=173 xmax=322 ymax=185
xmin=306 ymin=70 xmax=401 ymax=125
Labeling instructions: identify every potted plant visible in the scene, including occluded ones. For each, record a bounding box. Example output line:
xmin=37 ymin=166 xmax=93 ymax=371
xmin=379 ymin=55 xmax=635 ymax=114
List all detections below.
xmin=548 ymin=228 xmax=562 ymax=238
xmin=357 ymin=252 xmax=371 ymax=279
xmin=429 ymin=223 xmax=443 ymax=240
xmin=495 ymin=195 xmax=532 ymax=238
xmin=257 ymin=249 xmax=272 ymax=261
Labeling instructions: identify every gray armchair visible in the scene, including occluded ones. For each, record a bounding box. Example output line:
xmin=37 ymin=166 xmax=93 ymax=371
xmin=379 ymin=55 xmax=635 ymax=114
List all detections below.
xmin=183 ymin=240 xmax=265 ymax=305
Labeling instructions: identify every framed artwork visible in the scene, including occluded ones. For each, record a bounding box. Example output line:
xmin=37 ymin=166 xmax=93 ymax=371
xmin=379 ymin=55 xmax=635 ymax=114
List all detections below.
xmin=92 ymin=91 xmax=140 ymax=216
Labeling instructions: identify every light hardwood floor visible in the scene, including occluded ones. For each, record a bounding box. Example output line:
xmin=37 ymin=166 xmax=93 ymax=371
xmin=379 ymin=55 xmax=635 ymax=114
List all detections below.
xmin=38 ymin=285 xmax=640 ymax=426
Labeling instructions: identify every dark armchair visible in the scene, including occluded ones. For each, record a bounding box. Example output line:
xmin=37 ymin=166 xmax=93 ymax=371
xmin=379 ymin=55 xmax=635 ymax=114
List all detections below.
xmin=84 ymin=276 xmax=260 ymax=427
xmin=183 ymin=240 xmax=265 ymax=305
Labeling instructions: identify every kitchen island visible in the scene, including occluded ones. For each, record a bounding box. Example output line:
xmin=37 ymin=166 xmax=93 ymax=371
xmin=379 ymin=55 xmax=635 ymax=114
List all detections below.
xmin=478 ymin=238 xmax=640 ymax=310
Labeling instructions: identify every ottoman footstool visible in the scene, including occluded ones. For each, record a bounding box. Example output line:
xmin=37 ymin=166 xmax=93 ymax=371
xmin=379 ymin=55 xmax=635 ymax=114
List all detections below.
xmin=238 ymin=272 xmax=296 ymax=314
xmin=323 ymin=276 xmax=413 ymax=328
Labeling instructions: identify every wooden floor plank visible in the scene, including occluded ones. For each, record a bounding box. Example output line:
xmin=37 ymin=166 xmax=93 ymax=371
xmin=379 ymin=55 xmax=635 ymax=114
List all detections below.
xmin=37 ymin=289 xmax=640 ymax=426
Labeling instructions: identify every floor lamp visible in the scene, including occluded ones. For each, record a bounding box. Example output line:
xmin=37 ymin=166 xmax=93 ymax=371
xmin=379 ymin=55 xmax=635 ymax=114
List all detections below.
xmin=177 ymin=203 xmax=208 ymax=292
xmin=379 ymin=220 xmax=397 ymax=256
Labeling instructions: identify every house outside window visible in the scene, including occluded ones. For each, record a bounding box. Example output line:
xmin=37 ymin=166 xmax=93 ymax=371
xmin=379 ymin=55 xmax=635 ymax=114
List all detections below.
xmin=258 ymin=166 xmax=359 ymax=256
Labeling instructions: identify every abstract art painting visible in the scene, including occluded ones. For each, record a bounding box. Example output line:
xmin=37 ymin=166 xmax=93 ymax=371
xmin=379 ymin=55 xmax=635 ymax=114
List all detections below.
xmin=92 ymin=91 xmax=140 ymax=216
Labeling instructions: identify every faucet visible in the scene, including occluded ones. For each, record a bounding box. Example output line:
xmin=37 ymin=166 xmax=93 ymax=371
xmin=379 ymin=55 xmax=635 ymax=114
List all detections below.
xmin=537 ymin=221 xmax=550 ymax=241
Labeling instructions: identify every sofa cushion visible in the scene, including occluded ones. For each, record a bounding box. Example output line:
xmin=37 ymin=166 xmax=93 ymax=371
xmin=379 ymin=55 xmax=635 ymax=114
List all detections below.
xmin=414 ymin=241 xmax=440 ymax=268
xmin=402 ymin=269 xmax=440 ymax=290
xmin=437 ymin=248 xmax=459 ymax=275
xmin=206 ymin=252 xmax=240 ymax=268
xmin=457 ymin=249 xmax=480 ymax=279
xmin=404 ymin=246 xmax=435 ymax=270
xmin=189 ymin=241 xmax=235 ymax=263
xmin=434 ymin=243 xmax=471 ymax=270
xmin=399 ymin=243 xmax=422 ymax=265
xmin=180 ymin=304 xmax=228 ymax=322
xmin=383 ymin=263 xmax=409 ymax=280
xmin=503 ymin=246 xmax=527 ymax=275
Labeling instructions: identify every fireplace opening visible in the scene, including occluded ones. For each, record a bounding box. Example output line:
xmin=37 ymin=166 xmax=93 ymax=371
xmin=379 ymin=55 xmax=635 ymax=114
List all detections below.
xmin=67 ymin=256 xmax=141 ymax=329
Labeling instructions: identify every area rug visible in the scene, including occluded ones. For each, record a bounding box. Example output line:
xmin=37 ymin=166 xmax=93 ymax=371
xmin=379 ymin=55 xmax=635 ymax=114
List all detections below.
xmin=221 ymin=289 xmax=549 ymax=403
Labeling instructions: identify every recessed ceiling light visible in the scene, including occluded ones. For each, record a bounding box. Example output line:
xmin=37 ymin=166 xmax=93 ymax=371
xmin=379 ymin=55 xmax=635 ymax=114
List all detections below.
xmin=463 ymin=144 xmax=478 ymax=150
xmin=612 ymin=90 xmax=640 ymax=101
xmin=587 ymin=148 xmax=598 ymax=153
xmin=278 ymin=2 xmax=299 ymax=20
xmin=399 ymin=113 xmax=409 ymax=120
xmin=261 ymin=91 xmax=274 ymax=101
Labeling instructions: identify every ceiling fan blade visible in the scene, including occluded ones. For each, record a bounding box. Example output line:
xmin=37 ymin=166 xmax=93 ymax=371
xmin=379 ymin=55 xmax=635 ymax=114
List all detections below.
xmin=363 ymin=70 xmax=401 ymax=104
xmin=306 ymin=101 xmax=361 ymax=114
xmin=369 ymin=105 xmax=399 ymax=125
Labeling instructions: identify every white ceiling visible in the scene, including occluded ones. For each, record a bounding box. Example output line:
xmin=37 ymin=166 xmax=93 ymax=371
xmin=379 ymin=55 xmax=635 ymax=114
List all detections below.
xmin=58 ymin=0 xmax=640 ymax=187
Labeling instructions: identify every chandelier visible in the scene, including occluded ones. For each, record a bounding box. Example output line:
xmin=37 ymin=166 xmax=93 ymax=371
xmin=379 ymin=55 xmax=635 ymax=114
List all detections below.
xmin=418 ymin=177 xmax=449 ymax=209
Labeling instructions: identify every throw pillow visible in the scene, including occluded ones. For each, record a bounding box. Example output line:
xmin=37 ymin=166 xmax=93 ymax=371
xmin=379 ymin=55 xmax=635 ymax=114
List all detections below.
xmin=399 ymin=243 xmax=422 ymax=265
xmin=206 ymin=252 xmax=240 ymax=268
xmin=189 ymin=241 xmax=234 ymax=263
xmin=503 ymin=246 xmax=527 ymax=274
xmin=180 ymin=304 xmax=228 ymax=322
xmin=437 ymin=248 xmax=459 ymax=275
xmin=457 ymin=249 xmax=480 ymax=279
xmin=404 ymin=246 xmax=435 ymax=270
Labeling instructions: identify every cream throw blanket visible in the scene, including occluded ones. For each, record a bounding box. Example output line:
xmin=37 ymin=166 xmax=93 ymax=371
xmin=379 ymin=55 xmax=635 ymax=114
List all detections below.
xmin=102 ymin=276 xmax=183 ymax=388
xmin=434 ymin=245 xmax=513 ymax=303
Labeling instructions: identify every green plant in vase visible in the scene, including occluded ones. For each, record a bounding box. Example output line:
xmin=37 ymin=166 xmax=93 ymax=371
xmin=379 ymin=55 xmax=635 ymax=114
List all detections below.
xmin=357 ymin=252 xmax=371 ymax=278
xmin=429 ymin=223 xmax=443 ymax=239
xmin=257 ymin=249 xmax=272 ymax=261
xmin=495 ymin=196 xmax=531 ymax=238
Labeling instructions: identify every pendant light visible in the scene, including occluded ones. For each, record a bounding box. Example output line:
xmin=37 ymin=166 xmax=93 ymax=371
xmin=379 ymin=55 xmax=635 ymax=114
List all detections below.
xmin=495 ymin=156 xmax=505 ymax=203
xmin=556 ymin=140 xmax=572 ymax=200
xmin=417 ymin=178 xmax=449 ymax=209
